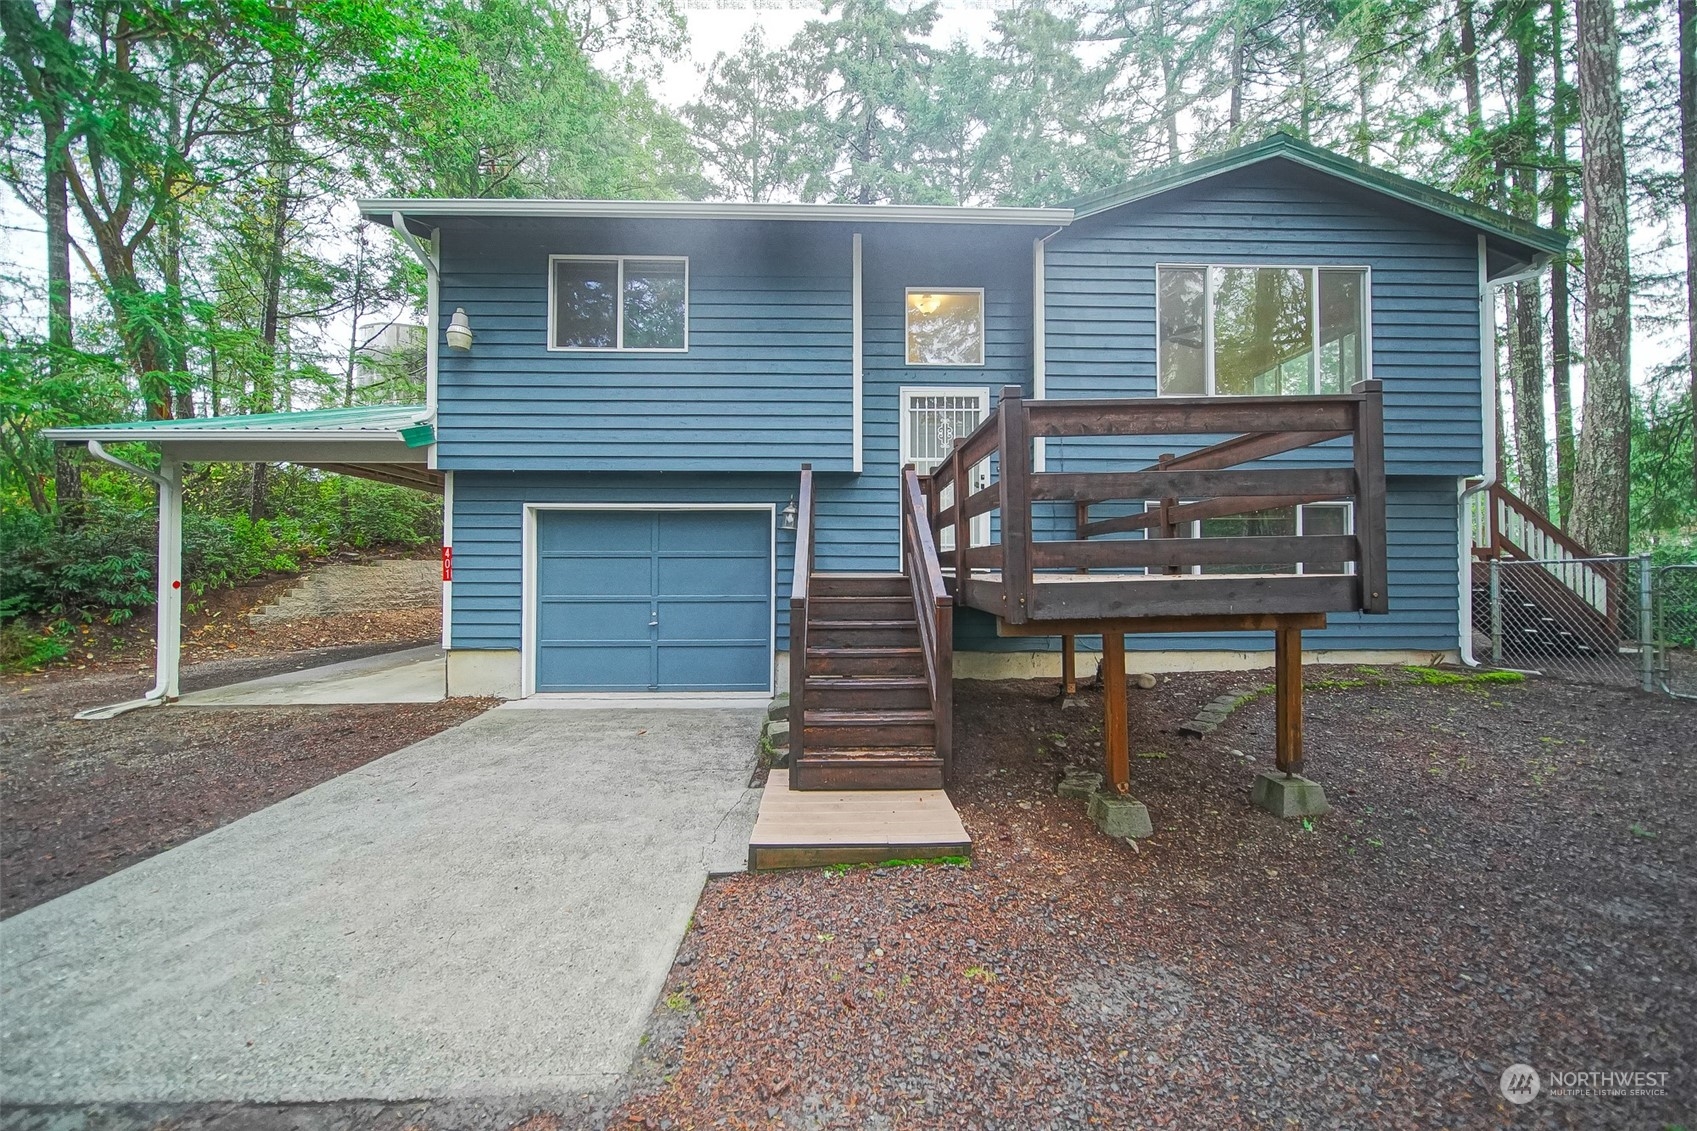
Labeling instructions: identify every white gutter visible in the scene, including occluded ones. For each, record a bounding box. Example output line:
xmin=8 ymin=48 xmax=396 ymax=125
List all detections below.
xmin=362 ymin=198 xmax=1074 ymax=227
xmin=75 ymin=441 xmax=182 ymax=719
xmin=1458 ymin=233 xmax=1500 ymax=668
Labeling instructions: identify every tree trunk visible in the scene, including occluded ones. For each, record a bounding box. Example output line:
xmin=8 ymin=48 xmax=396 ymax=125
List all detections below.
xmin=1550 ymin=0 xmax=1577 ymax=524
xmin=1228 ymin=14 xmax=1244 ymax=140
xmin=251 ymin=15 xmax=296 ymax=521
xmin=1511 ymin=280 xmax=1549 ymax=508
xmin=44 ymin=0 xmax=82 ymax=523
xmin=1507 ymin=2 xmax=1548 ymax=511
xmin=1680 ymin=0 xmax=1696 ymax=493
xmin=1568 ymin=0 xmax=1633 ymax=555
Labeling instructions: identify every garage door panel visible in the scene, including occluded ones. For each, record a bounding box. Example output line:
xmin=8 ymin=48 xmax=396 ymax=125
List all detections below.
xmin=538 ymin=552 xmax=653 ymax=597
xmin=539 ymin=598 xmax=652 ymax=641
xmin=656 ymin=554 xmax=769 ymax=597
xmin=657 ymin=643 xmax=769 ymax=691
xmin=657 ymin=512 xmax=768 ymax=553
xmin=657 ymin=597 xmax=769 ymax=641
xmin=539 ymin=643 xmax=651 ymax=691
xmin=538 ymin=511 xmax=652 ymax=552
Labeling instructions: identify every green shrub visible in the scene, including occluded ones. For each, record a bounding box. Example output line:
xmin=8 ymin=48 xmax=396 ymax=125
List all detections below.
xmin=0 ymin=465 xmax=440 ymax=620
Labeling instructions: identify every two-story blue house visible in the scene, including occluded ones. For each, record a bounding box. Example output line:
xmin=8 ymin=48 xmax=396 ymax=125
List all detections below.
xmin=354 ymin=134 xmax=1559 ymax=732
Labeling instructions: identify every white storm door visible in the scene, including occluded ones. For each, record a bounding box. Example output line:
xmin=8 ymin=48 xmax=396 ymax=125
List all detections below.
xmin=900 ymin=387 xmax=991 ymax=553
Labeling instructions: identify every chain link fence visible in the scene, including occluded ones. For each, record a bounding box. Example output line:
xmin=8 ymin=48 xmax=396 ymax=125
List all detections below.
xmin=1657 ymin=563 xmax=1697 ymax=699
xmin=1472 ymin=555 xmax=1676 ymax=692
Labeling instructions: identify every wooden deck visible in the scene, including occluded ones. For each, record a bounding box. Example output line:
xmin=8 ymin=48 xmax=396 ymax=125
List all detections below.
xmin=747 ymin=769 xmax=972 ymax=871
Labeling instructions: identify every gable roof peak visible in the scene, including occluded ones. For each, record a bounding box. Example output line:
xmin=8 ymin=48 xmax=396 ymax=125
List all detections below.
xmin=1064 ymin=134 xmax=1567 ymax=262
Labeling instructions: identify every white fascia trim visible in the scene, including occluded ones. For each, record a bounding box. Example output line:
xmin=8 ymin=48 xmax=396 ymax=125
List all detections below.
xmin=852 ymin=232 xmax=863 ymax=472
xmin=1458 ymin=233 xmax=1501 ymax=668
xmin=425 ymin=228 xmax=440 ymax=464
xmin=362 ymin=198 xmax=1073 ymax=226
xmin=441 ymin=470 xmax=454 ymax=653
xmin=1032 ymin=234 xmax=1047 ymax=471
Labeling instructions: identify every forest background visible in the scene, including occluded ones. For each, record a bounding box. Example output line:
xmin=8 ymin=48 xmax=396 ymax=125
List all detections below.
xmin=0 ymin=0 xmax=1690 ymax=664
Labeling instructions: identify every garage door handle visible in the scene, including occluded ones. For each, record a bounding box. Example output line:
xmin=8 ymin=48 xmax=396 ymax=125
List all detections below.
xmin=649 ymin=618 xmax=659 ymax=627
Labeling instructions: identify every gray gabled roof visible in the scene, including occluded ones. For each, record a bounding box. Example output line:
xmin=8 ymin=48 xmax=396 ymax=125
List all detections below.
xmin=1064 ymin=133 xmax=1568 ymax=262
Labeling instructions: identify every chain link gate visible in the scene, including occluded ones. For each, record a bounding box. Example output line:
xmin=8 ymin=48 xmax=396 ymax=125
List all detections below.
xmin=1474 ymin=555 xmax=1651 ymax=690
xmin=1657 ymin=563 xmax=1697 ymax=699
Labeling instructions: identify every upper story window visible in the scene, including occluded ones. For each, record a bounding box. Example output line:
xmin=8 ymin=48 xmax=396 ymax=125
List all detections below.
xmin=550 ymin=255 xmax=688 ymax=351
xmin=906 ymin=288 xmax=985 ymax=366
xmin=1157 ymin=265 xmax=1367 ymax=396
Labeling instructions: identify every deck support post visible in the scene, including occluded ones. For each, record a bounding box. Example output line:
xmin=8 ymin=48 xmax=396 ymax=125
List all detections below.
xmin=1060 ymin=634 xmax=1076 ymax=697
xmin=1102 ymin=631 xmax=1129 ymax=793
xmin=1274 ymin=626 xmax=1303 ymax=776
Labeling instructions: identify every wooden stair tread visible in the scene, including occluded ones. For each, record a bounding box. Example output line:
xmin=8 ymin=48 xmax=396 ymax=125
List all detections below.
xmin=807 ymin=618 xmax=919 ymax=628
xmin=808 ymin=645 xmax=921 ymax=655
xmin=805 ymin=709 xmax=934 ymax=724
xmin=806 ymin=676 xmax=928 ymax=688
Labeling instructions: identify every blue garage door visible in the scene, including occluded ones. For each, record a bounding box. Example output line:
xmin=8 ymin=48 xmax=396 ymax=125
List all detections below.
xmin=535 ymin=510 xmax=771 ymax=692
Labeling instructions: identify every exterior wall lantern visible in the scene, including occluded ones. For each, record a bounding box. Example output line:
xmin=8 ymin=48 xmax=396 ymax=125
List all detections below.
xmin=445 ymin=308 xmax=473 ymax=351
xmin=781 ymin=496 xmax=797 ymax=531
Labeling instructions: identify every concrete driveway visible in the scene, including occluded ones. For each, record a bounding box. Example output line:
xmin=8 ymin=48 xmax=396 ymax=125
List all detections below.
xmin=0 ymin=706 xmax=763 ymax=1105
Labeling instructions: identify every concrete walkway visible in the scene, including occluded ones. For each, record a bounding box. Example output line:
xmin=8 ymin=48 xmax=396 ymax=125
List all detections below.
xmin=0 ymin=707 xmax=763 ymax=1104
xmin=175 ymin=645 xmax=446 ymax=706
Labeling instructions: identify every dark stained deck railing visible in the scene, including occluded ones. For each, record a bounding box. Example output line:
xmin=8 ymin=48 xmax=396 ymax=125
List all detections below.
xmin=923 ymin=382 xmax=1389 ymax=625
xmin=899 ymin=466 xmax=954 ymax=779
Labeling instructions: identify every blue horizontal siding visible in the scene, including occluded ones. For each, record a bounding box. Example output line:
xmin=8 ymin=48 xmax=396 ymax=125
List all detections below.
xmin=1043 ymin=159 xmax=1484 ymax=479
xmin=436 ymin=219 xmax=854 ymax=472
xmin=453 ymin=473 xmax=1460 ymax=656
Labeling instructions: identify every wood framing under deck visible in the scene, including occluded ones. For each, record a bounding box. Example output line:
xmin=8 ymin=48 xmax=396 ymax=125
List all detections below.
xmin=748 ymin=769 xmax=971 ymax=871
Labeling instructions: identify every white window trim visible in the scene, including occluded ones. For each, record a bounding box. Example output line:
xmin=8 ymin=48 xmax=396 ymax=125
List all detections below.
xmin=547 ymin=254 xmax=690 ymax=353
xmin=519 ymin=502 xmax=775 ymax=700
xmin=1146 ymin=499 xmax=1357 ymax=576
xmin=904 ymin=286 xmax=987 ymax=367
xmin=1154 ymin=263 xmax=1373 ymax=397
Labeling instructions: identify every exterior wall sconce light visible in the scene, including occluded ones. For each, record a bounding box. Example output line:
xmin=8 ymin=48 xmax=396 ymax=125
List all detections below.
xmin=445 ymin=307 xmax=473 ymax=351
xmin=781 ymin=497 xmax=797 ymax=530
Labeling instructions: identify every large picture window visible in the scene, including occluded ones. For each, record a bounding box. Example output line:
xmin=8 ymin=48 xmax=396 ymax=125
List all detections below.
xmin=549 ymin=255 xmax=688 ymax=351
xmin=906 ymin=288 xmax=985 ymax=366
xmin=1157 ymin=265 xmax=1367 ymax=396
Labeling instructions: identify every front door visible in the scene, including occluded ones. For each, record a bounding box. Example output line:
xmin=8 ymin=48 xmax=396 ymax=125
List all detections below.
xmin=900 ymin=387 xmax=991 ymax=551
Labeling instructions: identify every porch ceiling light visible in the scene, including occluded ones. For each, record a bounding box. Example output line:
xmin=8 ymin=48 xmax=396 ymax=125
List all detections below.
xmin=445 ymin=307 xmax=473 ymax=351
xmin=781 ymin=496 xmax=798 ymax=531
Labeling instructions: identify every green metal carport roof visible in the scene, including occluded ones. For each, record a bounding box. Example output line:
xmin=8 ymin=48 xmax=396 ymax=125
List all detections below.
xmin=45 ymin=404 xmax=441 ymax=493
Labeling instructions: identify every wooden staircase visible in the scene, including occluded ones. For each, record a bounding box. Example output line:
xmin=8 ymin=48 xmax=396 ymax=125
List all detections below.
xmin=787 ymin=465 xmax=955 ymax=792
xmin=795 ymin=573 xmax=944 ymax=790
xmin=1470 ymin=482 xmax=1618 ymax=656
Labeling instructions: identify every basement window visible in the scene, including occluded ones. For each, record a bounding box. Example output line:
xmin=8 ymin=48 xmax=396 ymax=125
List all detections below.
xmin=549 ymin=255 xmax=688 ymax=351
xmin=1157 ymin=265 xmax=1367 ymax=396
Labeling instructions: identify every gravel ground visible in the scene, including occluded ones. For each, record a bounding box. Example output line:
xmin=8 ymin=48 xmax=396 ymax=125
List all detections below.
xmin=615 ymin=668 xmax=1695 ymax=1130
xmin=4 ymin=665 xmax=1690 ymax=1130
xmin=1 ymin=618 xmax=487 ymax=919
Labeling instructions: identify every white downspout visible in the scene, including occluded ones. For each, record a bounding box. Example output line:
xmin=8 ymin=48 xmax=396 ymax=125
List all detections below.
xmin=75 ymin=441 xmax=183 ymax=719
xmin=1458 ymin=234 xmax=1499 ymax=667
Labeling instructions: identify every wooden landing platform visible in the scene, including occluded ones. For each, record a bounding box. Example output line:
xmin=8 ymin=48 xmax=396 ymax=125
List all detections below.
xmin=747 ymin=769 xmax=972 ymax=872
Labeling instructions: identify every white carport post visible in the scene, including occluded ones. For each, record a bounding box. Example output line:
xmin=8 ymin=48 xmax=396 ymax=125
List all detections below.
xmin=75 ymin=443 xmax=183 ymax=719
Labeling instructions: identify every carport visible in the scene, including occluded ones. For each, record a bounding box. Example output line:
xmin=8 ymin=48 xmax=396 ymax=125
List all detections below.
xmin=43 ymin=404 xmax=442 ymax=719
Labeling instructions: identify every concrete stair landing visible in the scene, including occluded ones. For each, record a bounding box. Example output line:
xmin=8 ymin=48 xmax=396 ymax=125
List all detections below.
xmin=747 ymin=769 xmax=971 ymax=871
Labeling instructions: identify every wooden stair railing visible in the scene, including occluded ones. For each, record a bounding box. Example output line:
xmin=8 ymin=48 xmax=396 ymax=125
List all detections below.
xmin=1470 ymin=481 xmax=1618 ymax=647
xmin=788 ymin=463 xmax=814 ymax=771
xmin=901 ymin=466 xmax=954 ymax=781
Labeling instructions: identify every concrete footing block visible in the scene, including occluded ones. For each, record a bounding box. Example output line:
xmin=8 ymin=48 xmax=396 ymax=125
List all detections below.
xmin=1087 ymin=789 xmax=1154 ymax=839
xmin=1057 ymin=770 xmax=1102 ymax=799
xmin=766 ymin=694 xmax=790 ymax=722
xmin=1249 ymin=771 xmax=1331 ymax=818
